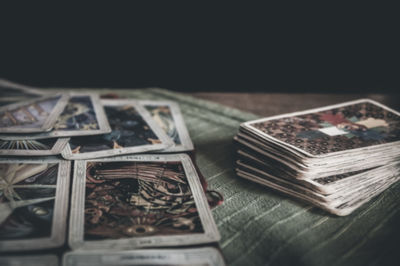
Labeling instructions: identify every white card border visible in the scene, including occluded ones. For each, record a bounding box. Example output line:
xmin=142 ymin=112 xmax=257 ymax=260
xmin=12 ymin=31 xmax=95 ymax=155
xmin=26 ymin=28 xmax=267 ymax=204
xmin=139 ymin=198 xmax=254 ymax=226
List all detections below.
xmin=0 ymin=93 xmax=70 ymax=133
xmin=63 ymin=247 xmax=225 ymax=266
xmin=0 ymin=137 xmax=69 ymax=156
xmin=68 ymin=153 xmax=220 ymax=250
xmin=0 ymin=158 xmax=70 ymax=251
xmin=140 ymin=100 xmax=194 ymax=152
xmin=61 ymin=100 xmax=174 ymax=160
xmin=0 ymin=93 xmax=111 ymax=140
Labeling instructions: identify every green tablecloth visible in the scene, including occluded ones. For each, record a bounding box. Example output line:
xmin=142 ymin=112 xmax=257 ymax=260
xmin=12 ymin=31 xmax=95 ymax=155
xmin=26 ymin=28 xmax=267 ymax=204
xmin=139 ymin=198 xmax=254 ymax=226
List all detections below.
xmin=71 ymin=88 xmax=400 ymax=266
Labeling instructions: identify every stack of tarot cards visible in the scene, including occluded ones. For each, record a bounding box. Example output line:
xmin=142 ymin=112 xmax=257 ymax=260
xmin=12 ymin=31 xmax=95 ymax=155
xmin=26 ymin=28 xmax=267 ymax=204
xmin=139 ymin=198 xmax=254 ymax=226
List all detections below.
xmin=0 ymin=79 xmax=225 ymax=266
xmin=235 ymin=99 xmax=400 ymax=216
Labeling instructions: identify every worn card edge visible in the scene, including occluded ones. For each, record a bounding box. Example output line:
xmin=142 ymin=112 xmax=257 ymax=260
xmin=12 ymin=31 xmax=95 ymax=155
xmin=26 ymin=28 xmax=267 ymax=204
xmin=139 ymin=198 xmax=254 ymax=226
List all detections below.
xmin=68 ymin=153 xmax=220 ymax=250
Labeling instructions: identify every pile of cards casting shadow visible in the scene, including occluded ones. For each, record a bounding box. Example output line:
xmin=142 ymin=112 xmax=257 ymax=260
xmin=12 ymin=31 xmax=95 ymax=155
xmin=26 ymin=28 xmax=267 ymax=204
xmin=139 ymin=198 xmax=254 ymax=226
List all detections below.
xmin=0 ymin=79 xmax=225 ymax=266
xmin=235 ymin=99 xmax=400 ymax=216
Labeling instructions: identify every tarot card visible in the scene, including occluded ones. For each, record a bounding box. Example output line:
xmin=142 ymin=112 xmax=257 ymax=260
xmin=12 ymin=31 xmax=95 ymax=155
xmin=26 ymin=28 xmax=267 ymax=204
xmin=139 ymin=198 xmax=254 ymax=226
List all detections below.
xmin=236 ymin=159 xmax=398 ymax=205
xmin=243 ymin=99 xmax=400 ymax=157
xmin=0 ymin=138 xmax=69 ymax=156
xmin=235 ymin=130 xmax=399 ymax=179
xmin=140 ymin=100 xmax=194 ymax=152
xmin=63 ymin=247 xmax=225 ymax=266
xmin=0 ymin=93 xmax=111 ymax=140
xmin=0 ymin=255 xmax=58 ymax=266
xmin=0 ymin=79 xmax=46 ymax=106
xmin=237 ymin=149 xmax=382 ymax=195
xmin=0 ymin=94 xmax=70 ymax=133
xmin=61 ymin=100 xmax=173 ymax=160
xmin=0 ymin=158 xmax=70 ymax=251
xmin=69 ymin=154 xmax=220 ymax=250
xmin=236 ymin=167 xmax=400 ymax=216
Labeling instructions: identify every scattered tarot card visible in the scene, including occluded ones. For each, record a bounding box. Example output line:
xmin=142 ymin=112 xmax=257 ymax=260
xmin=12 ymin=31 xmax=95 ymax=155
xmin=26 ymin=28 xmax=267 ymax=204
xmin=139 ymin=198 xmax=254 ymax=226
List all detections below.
xmin=0 ymin=158 xmax=70 ymax=251
xmin=0 ymin=94 xmax=70 ymax=133
xmin=0 ymin=93 xmax=111 ymax=140
xmin=63 ymin=247 xmax=225 ymax=266
xmin=140 ymin=100 xmax=194 ymax=152
xmin=0 ymin=79 xmax=46 ymax=106
xmin=69 ymin=154 xmax=220 ymax=250
xmin=0 ymin=138 xmax=69 ymax=156
xmin=61 ymin=99 xmax=173 ymax=160
xmin=0 ymin=255 xmax=58 ymax=266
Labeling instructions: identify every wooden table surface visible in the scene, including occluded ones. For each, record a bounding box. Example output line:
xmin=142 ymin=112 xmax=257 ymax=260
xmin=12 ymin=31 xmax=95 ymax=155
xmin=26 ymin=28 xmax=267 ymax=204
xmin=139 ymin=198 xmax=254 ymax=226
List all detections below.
xmin=187 ymin=92 xmax=400 ymax=117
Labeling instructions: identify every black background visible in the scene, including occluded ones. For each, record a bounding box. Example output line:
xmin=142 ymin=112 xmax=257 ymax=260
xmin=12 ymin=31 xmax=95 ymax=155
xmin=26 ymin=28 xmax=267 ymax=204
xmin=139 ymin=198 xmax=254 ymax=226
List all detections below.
xmin=1 ymin=3 xmax=399 ymax=93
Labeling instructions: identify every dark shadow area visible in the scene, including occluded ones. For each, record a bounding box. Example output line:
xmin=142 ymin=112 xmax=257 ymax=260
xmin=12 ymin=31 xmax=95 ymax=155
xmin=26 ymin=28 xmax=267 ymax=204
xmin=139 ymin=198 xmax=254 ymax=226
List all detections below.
xmin=0 ymin=5 xmax=398 ymax=94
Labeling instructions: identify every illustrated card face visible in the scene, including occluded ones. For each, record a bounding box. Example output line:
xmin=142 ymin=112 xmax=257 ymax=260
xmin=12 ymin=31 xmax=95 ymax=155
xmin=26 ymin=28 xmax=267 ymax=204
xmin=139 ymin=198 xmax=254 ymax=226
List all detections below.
xmin=141 ymin=100 xmax=194 ymax=152
xmin=245 ymin=99 xmax=400 ymax=156
xmin=52 ymin=94 xmax=108 ymax=134
xmin=0 ymin=158 xmax=70 ymax=251
xmin=69 ymin=154 xmax=219 ymax=249
xmin=63 ymin=247 xmax=225 ymax=266
xmin=0 ymin=138 xmax=69 ymax=156
xmin=62 ymin=100 xmax=173 ymax=160
xmin=0 ymin=94 xmax=70 ymax=133
xmin=0 ymin=93 xmax=111 ymax=140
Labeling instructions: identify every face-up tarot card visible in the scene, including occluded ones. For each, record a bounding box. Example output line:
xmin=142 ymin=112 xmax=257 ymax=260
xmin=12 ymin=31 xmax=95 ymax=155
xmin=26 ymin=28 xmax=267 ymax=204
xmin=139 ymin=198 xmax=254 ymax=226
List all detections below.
xmin=244 ymin=99 xmax=400 ymax=157
xmin=0 ymin=138 xmax=69 ymax=156
xmin=0 ymin=79 xmax=46 ymax=106
xmin=0 ymin=158 xmax=70 ymax=251
xmin=0 ymin=94 xmax=70 ymax=133
xmin=63 ymin=247 xmax=225 ymax=266
xmin=0 ymin=93 xmax=111 ymax=140
xmin=69 ymin=154 xmax=220 ymax=250
xmin=61 ymin=100 xmax=173 ymax=160
xmin=0 ymin=255 xmax=58 ymax=266
xmin=140 ymin=100 xmax=194 ymax=152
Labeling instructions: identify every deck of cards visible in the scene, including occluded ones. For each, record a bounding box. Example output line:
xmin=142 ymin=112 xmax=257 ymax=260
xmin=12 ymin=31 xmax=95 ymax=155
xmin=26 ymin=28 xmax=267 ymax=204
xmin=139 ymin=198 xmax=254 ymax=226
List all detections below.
xmin=235 ymin=99 xmax=400 ymax=216
xmin=0 ymin=80 xmax=224 ymax=266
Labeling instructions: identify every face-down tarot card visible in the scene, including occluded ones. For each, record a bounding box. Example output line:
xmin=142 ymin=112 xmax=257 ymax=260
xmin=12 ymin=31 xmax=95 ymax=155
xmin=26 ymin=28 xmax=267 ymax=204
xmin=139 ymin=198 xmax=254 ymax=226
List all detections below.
xmin=0 ymin=158 xmax=70 ymax=251
xmin=69 ymin=154 xmax=220 ymax=250
xmin=62 ymin=99 xmax=173 ymax=159
xmin=244 ymin=99 xmax=400 ymax=157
